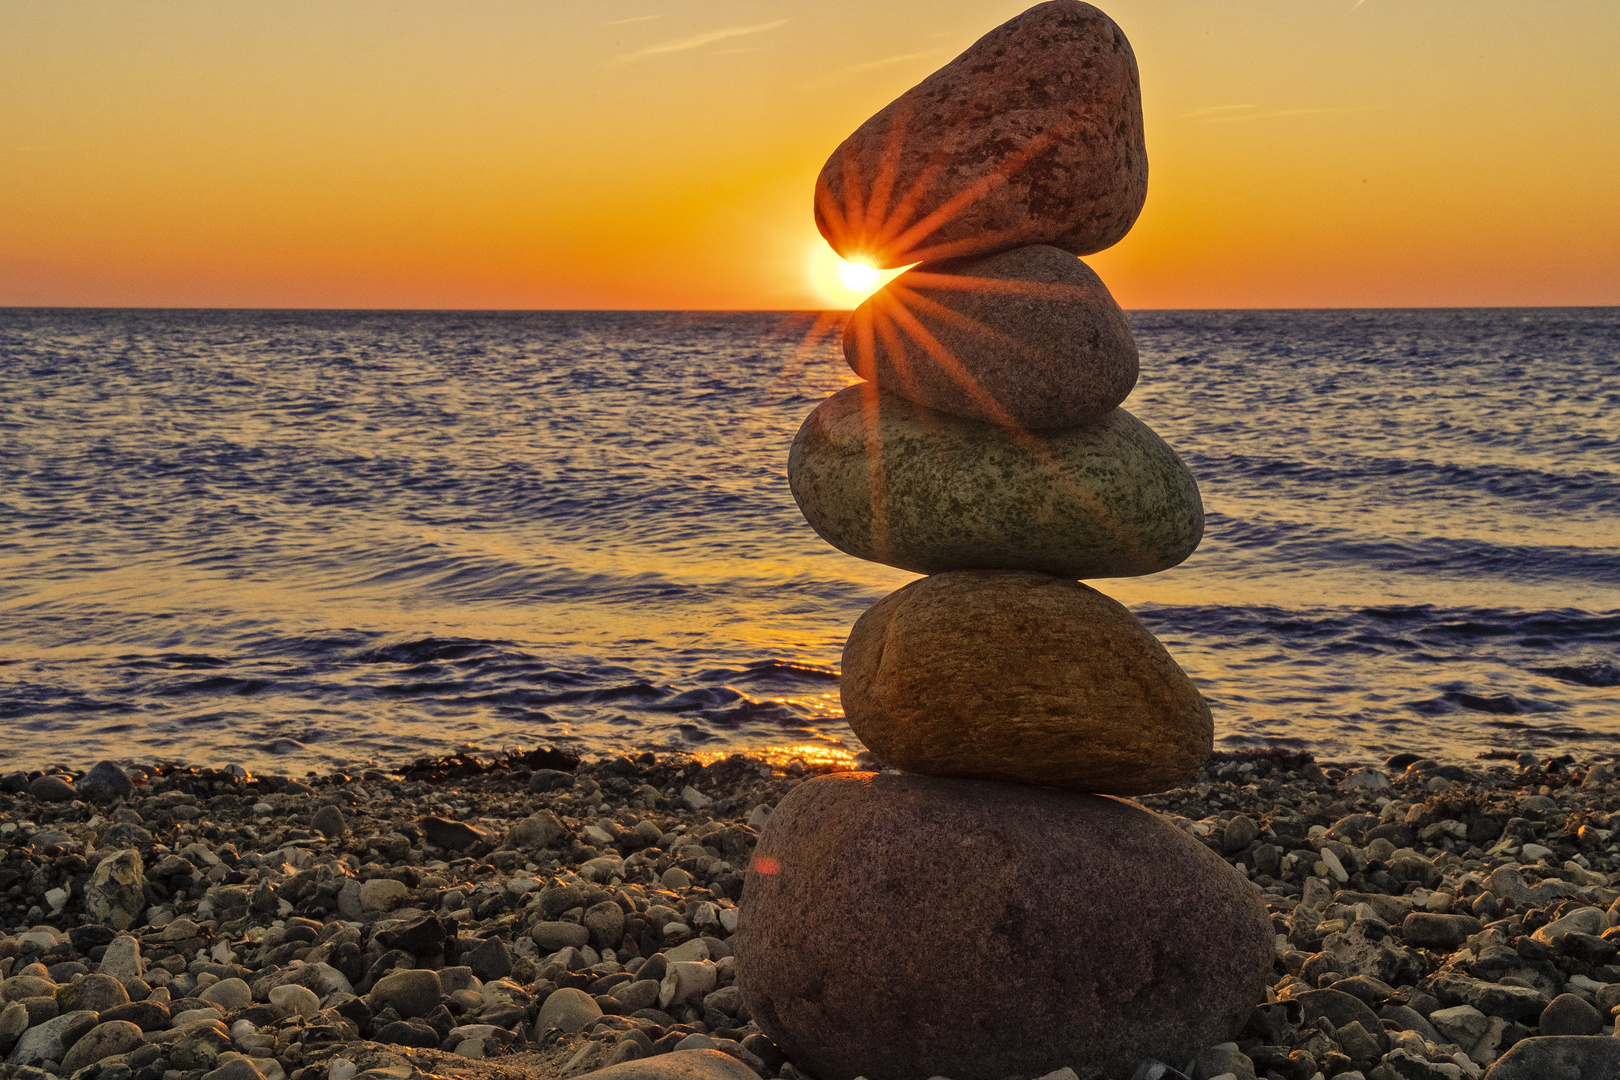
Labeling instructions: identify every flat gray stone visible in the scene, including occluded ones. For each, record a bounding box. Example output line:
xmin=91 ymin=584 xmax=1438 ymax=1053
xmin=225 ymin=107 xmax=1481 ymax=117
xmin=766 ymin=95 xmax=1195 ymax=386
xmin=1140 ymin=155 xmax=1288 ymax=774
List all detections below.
xmin=815 ymin=1 xmax=1146 ymax=267
xmin=789 ymin=386 xmax=1202 ymax=577
xmin=530 ymin=921 xmax=591 ymax=952
xmin=5 ymin=1009 xmax=98 ymax=1067
xmin=737 ymin=772 xmax=1272 ymax=1080
xmin=845 ymin=245 xmax=1136 ymax=429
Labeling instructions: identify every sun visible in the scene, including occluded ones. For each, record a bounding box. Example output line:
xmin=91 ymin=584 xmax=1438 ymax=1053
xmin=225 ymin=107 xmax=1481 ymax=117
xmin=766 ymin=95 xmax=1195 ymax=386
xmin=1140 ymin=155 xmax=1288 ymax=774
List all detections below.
xmin=809 ymin=245 xmax=907 ymax=309
xmin=838 ymin=260 xmax=881 ymax=292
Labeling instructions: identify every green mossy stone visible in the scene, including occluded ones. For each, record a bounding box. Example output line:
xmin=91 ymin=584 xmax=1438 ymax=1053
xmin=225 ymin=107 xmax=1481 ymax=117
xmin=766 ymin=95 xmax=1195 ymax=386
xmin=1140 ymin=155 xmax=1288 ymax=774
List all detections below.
xmin=788 ymin=384 xmax=1202 ymax=577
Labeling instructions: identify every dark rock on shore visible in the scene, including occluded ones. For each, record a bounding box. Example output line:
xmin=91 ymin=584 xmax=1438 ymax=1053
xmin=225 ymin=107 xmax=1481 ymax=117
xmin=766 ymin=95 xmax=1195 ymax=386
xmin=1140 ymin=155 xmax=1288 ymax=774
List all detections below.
xmin=737 ymin=771 xmax=1272 ymax=1079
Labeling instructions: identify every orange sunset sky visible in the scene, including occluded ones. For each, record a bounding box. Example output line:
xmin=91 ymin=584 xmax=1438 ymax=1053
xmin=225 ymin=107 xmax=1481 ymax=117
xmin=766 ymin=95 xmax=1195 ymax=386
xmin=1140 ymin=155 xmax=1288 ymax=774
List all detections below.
xmin=3 ymin=0 xmax=1617 ymax=311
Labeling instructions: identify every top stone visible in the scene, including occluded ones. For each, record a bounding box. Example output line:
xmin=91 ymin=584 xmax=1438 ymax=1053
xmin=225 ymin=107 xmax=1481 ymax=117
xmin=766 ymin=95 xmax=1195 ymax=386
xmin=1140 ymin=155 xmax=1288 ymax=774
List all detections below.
xmin=814 ymin=1 xmax=1147 ymax=269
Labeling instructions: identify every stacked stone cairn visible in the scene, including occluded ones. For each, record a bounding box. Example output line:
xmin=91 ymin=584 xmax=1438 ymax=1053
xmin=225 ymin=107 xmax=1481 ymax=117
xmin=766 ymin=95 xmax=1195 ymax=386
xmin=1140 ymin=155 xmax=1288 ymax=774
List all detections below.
xmin=736 ymin=4 xmax=1273 ymax=1079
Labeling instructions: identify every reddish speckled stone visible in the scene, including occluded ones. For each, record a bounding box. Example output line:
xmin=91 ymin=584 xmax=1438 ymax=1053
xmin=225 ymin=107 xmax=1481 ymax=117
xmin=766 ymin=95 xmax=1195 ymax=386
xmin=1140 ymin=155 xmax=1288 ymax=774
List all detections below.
xmin=736 ymin=772 xmax=1273 ymax=1080
xmin=843 ymin=244 xmax=1137 ymax=429
xmin=815 ymin=1 xmax=1147 ymax=268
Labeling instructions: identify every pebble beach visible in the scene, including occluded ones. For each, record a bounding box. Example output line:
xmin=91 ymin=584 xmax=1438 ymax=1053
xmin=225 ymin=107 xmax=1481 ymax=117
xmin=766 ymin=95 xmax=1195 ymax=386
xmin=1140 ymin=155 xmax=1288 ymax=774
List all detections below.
xmin=4 ymin=747 xmax=1620 ymax=1080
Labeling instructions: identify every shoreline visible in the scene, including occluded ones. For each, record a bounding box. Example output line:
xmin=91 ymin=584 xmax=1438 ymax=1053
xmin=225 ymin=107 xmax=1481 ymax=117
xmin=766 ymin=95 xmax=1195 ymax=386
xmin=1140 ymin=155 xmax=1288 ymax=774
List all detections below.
xmin=3 ymin=747 xmax=1620 ymax=1080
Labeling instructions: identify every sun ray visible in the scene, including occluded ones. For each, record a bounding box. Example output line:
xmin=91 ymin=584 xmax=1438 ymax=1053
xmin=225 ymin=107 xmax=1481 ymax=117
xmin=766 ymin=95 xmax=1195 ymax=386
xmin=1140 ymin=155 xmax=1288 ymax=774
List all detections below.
xmin=857 ymin=282 xmax=1156 ymax=573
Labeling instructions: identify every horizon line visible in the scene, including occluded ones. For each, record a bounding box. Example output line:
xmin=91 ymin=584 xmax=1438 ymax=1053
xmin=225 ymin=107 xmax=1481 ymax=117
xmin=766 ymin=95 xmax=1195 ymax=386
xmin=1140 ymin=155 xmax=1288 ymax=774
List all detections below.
xmin=5 ymin=303 xmax=1618 ymax=315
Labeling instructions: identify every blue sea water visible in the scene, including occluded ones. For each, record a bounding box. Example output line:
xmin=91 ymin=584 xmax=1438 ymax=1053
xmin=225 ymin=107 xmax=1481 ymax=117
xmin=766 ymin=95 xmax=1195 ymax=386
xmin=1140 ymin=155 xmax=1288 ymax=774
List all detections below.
xmin=1 ymin=307 xmax=1617 ymax=773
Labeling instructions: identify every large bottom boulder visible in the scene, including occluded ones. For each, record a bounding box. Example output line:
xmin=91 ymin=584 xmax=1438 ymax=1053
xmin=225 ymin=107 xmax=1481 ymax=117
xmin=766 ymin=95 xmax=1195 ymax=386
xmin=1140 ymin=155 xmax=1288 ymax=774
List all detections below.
xmin=736 ymin=772 xmax=1272 ymax=1080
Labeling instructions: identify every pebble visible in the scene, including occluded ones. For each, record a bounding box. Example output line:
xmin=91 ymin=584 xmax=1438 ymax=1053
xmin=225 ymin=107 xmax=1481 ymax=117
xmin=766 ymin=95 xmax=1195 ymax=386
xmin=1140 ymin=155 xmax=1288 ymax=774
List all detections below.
xmin=57 ymin=1018 xmax=145 ymax=1073
xmin=535 ymin=986 xmax=602 ymax=1034
xmin=26 ymin=775 xmax=77 ymax=802
xmin=311 ymin=804 xmax=348 ymax=837
xmin=416 ymin=814 xmax=487 ymax=851
xmin=265 ymin=984 xmax=318 ymax=1019
xmin=358 ymin=877 xmax=408 ymax=912
xmin=78 ymin=760 xmax=136 ymax=801
xmin=5 ymin=1008 xmax=98 ymax=1067
xmin=366 ymin=969 xmax=442 ymax=1019
xmin=583 ymin=1048 xmax=761 ymax=1080
xmin=84 ymin=849 xmax=147 ymax=930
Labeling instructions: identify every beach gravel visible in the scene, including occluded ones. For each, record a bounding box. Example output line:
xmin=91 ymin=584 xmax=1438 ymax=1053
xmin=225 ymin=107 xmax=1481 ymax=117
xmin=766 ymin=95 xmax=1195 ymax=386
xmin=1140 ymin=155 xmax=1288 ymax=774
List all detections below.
xmin=4 ymin=747 xmax=1620 ymax=1080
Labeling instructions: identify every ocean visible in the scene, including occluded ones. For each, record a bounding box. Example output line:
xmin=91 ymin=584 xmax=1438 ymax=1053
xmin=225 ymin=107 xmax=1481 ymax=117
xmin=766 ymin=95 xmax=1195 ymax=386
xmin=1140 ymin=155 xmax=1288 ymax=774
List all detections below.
xmin=2 ymin=307 xmax=1617 ymax=774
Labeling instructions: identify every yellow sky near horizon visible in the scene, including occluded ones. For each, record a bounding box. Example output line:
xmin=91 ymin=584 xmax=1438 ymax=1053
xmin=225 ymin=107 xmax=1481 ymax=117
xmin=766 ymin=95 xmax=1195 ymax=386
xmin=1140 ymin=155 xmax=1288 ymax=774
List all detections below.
xmin=2 ymin=0 xmax=1617 ymax=310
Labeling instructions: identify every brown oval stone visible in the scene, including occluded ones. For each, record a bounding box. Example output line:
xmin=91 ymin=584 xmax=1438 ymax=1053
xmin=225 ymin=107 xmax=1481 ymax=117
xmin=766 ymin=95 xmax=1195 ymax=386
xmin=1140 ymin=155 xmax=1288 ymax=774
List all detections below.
xmin=842 ymin=570 xmax=1210 ymax=795
xmin=844 ymin=245 xmax=1137 ymax=429
xmin=814 ymin=1 xmax=1147 ymax=268
xmin=737 ymin=772 xmax=1273 ymax=1080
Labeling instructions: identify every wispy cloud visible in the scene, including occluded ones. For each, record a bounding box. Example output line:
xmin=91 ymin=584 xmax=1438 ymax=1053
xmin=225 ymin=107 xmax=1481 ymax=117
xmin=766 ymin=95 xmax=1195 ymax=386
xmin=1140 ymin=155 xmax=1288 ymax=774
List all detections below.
xmin=797 ymin=50 xmax=939 ymax=90
xmin=846 ymin=51 xmax=935 ymax=73
xmin=1182 ymin=104 xmax=1258 ymax=120
xmin=616 ymin=20 xmax=788 ymax=62
xmin=1183 ymin=104 xmax=1372 ymax=123
xmin=603 ymin=15 xmax=660 ymax=26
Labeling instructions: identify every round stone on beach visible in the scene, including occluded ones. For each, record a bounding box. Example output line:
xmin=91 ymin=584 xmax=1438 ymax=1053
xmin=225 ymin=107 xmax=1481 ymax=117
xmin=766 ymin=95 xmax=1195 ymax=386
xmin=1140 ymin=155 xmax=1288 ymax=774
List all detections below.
xmin=815 ymin=1 xmax=1146 ymax=267
xmin=199 ymin=977 xmax=252 ymax=1011
xmin=312 ymin=804 xmax=348 ymax=837
xmin=789 ymin=385 xmax=1203 ymax=577
xmin=842 ymin=571 xmax=1211 ymax=794
xmin=844 ymin=246 xmax=1137 ymax=430
xmin=737 ymin=772 xmax=1273 ymax=1080
xmin=28 ymin=774 xmax=76 ymax=802
xmin=359 ymin=877 xmax=408 ymax=912
xmin=269 ymin=984 xmax=321 ymax=1019
xmin=530 ymin=920 xmax=591 ymax=951
xmin=367 ymin=969 xmax=442 ymax=1019
xmin=535 ymin=986 xmax=602 ymax=1034
xmin=78 ymin=761 xmax=135 ymax=801
xmin=58 ymin=1019 xmax=145 ymax=1074
xmin=580 ymin=1049 xmax=761 ymax=1080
